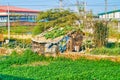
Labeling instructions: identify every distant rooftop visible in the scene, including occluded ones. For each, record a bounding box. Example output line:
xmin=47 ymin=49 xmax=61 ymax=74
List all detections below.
xmin=0 ymin=6 xmax=40 ymax=13
xmin=98 ymin=9 xmax=120 ymax=15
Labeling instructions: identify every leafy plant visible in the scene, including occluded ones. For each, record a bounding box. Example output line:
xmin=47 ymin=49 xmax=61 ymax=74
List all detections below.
xmin=44 ymin=26 xmax=74 ymax=39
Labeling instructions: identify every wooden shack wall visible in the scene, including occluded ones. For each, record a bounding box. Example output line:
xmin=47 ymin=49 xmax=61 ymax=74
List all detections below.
xmin=32 ymin=41 xmax=59 ymax=54
xmin=67 ymin=31 xmax=83 ymax=52
xmin=32 ymin=41 xmax=45 ymax=54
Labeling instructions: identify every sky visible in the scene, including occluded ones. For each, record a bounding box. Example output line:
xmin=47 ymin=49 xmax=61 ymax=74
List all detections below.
xmin=1 ymin=0 xmax=120 ymax=14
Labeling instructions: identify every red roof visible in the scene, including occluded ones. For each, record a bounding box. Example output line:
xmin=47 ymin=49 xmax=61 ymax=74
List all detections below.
xmin=0 ymin=6 xmax=40 ymax=13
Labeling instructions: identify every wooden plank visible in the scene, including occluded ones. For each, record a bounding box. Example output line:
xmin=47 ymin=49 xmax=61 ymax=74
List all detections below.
xmin=0 ymin=34 xmax=4 ymax=42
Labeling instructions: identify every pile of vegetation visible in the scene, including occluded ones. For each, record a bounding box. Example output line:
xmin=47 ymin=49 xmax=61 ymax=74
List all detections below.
xmin=44 ymin=26 xmax=75 ymax=39
xmin=33 ymin=9 xmax=78 ymax=35
xmin=0 ymin=50 xmax=120 ymax=80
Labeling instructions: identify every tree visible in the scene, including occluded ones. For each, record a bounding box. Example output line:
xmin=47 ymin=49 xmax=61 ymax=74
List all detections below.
xmin=33 ymin=9 xmax=79 ymax=35
xmin=93 ymin=21 xmax=108 ymax=47
xmin=108 ymin=19 xmax=119 ymax=47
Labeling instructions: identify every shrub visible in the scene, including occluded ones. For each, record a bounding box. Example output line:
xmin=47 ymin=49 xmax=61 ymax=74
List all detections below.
xmin=93 ymin=21 xmax=108 ymax=47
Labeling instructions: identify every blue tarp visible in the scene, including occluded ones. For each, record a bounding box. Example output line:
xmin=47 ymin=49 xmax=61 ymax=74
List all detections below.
xmin=48 ymin=36 xmax=70 ymax=53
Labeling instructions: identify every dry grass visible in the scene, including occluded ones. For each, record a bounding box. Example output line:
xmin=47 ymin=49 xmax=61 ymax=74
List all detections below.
xmin=61 ymin=52 xmax=120 ymax=62
xmin=0 ymin=48 xmax=7 ymax=55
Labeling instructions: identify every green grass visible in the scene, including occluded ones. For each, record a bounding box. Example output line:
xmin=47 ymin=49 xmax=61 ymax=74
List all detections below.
xmin=0 ymin=26 xmax=33 ymax=34
xmin=0 ymin=50 xmax=120 ymax=80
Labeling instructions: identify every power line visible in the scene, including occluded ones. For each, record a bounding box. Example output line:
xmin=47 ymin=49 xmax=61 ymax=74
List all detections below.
xmin=0 ymin=4 xmax=119 ymax=7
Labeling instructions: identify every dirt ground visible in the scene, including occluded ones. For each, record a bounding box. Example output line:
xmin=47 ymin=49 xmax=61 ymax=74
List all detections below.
xmin=60 ymin=52 xmax=120 ymax=62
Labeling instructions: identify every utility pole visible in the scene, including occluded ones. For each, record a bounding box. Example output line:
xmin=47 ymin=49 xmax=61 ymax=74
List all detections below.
xmin=105 ymin=0 xmax=109 ymax=46
xmin=84 ymin=2 xmax=87 ymax=19
xmin=76 ymin=0 xmax=89 ymax=52
xmin=76 ymin=0 xmax=80 ymax=14
xmin=59 ymin=0 xmax=63 ymax=10
xmin=76 ymin=0 xmax=85 ymax=23
xmin=7 ymin=3 xmax=10 ymax=40
xmin=105 ymin=0 xmax=107 ymax=20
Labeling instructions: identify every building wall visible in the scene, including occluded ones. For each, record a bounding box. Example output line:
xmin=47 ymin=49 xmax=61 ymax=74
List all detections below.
xmin=99 ymin=12 xmax=120 ymax=19
xmin=99 ymin=11 xmax=120 ymax=31
xmin=0 ymin=12 xmax=38 ymax=26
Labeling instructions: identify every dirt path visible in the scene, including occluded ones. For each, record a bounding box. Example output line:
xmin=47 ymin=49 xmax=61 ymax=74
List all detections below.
xmin=61 ymin=53 xmax=120 ymax=62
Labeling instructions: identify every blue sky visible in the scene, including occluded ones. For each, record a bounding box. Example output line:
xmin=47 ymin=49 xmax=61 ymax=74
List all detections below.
xmin=1 ymin=0 xmax=120 ymax=14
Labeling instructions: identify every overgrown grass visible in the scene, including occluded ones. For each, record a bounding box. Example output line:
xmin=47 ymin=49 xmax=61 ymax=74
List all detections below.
xmin=90 ymin=47 xmax=120 ymax=55
xmin=0 ymin=50 xmax=120 ymax=80
xmin=0 ymin=26 xmax=33 ymax=34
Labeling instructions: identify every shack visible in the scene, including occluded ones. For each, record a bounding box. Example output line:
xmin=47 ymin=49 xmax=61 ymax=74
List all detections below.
xmin=32 ymin=36 xmax=63 ymax=54
xmin=32 ymin=30 xmax=84 ymax=54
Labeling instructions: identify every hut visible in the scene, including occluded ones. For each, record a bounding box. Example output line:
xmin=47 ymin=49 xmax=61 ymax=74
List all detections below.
xmin=32 ymin=36 xmax=63 ymax=54
xmin=32 ymin=30 xmax=84 ymax=54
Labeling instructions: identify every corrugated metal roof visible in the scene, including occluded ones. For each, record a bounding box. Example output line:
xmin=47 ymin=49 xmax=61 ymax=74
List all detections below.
xmin=0 ymin=6 xmax=40 ymax=13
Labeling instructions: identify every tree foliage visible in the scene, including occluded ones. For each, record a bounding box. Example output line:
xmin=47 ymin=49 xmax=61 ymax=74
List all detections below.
xmin=93 ymin=21 xmax=108 ymax=47
xmin=33 ymin=9 xmax=79 ymax=35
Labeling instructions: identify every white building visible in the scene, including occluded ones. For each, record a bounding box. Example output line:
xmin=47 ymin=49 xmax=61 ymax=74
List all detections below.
xmin=0 ymin=6 xmax=40 ymax=26
xmin=98 ymin=10 xmax=120 ymax=31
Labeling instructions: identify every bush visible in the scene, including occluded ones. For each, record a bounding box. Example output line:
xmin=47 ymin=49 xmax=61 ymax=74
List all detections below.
xmin=93 ymin=21 xmax=108 ymax=47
